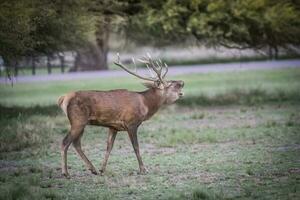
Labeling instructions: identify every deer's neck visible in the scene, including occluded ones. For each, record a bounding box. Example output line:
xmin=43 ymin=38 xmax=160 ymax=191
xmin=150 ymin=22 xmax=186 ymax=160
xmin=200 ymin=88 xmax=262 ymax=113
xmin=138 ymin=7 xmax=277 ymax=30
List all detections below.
xmin=141 ymin=88 xmax=165 ymax=120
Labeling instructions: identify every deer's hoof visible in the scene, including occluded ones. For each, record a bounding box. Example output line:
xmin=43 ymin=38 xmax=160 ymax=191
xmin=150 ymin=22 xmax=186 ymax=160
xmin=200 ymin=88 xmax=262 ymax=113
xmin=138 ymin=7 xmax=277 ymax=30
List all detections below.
xmin=99 ymin=169 xmax=105 ymax=176
xmin=138 ymin=167 xmax=148 ymax=175
xmin=90 ymin=169 xmax=98 ymax=175
xmin=62 ymin=173 xmax=71 ymax=179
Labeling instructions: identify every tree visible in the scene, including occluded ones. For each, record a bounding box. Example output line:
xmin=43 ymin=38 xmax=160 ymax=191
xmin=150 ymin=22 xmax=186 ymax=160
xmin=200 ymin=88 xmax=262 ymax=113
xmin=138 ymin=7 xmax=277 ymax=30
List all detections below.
xmin=124 ymin=0 xmax=300 ymax=57
xmin=0 ymin=1 xmax=33 ymax=67
xmin=29 ymin=0 xmax=89 ymax=54
xmin=0 ymin=0 xmax=90 ymax=75
xmin=73 ymin=15 xmax=111 ymax=71
xmin=72 ymin=0 xmax=143 ymax=71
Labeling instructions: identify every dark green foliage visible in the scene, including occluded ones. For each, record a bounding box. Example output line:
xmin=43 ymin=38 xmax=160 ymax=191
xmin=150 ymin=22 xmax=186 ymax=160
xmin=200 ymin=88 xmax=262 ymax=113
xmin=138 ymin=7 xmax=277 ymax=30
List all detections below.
xmin=29 ymin=0 xmax=89 ymax=54
xmin=191 ymin=188 xmax=221 ymax=200
xmin=0 ymin=1 xmax=32 ymax=62
xmin=125 ymin=0 xmax=300 ymax=50
xmin=0 ymin=183 xmax=32 ymax=200
xmin=0 ymin=0 xmax=89 ymax=65
xmin=0 ymin=105 xmax=60 ymax=120
xmin=0 ymin=105 xmax=60 ymax=153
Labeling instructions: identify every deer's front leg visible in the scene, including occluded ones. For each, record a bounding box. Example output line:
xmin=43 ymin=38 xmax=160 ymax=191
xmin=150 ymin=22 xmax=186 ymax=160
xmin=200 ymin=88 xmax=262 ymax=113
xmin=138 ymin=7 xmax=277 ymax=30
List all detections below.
xmin=127 ymin=127 xmax=147 ymax=174
xmin=100 ymin=128 xmax=117 ymax=174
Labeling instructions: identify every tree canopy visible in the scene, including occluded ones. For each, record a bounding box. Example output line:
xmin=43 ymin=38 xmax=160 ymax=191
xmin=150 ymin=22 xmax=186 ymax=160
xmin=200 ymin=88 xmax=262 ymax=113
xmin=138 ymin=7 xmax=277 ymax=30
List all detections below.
xmin=0 ymin=0 xmax=299 ymax=72
xmin=0 ymin=0 xmax=89 ymax=65
xmin=124 ymin=0 xmax=300 ymax=51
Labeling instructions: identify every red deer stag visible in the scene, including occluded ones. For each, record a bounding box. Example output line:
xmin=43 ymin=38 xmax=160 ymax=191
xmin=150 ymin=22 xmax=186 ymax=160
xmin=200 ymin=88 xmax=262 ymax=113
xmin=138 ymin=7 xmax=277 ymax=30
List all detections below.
xmin=58 ymin=53 xmax=184 ymax=178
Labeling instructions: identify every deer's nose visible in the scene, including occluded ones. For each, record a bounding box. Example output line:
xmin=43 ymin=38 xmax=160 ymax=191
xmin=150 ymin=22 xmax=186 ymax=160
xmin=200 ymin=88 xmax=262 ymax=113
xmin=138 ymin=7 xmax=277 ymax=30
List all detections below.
xmin=179 ymin=92 xmax=184 ymax=97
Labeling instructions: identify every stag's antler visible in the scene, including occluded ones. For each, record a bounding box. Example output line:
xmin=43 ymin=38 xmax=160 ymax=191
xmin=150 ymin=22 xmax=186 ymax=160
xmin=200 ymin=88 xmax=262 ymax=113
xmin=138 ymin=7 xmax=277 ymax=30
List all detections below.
xmin=114 ymin=53 xmax=169 ymax=85
xmin=138 ymin=53 xmax=169 ymax=85
xmin=114 ymin=53 xmax=157 ymax=82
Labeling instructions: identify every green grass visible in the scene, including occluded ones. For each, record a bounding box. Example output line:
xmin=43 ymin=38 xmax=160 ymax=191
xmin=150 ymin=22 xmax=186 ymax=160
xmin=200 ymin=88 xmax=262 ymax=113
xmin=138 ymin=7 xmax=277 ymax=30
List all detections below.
xmin=0 ymin=68 xmax=300 ymax=107
xmin=0 ymin=103 xmax=299 ymax=199
xmin=0 ymin=67 xmax=299 ymax=199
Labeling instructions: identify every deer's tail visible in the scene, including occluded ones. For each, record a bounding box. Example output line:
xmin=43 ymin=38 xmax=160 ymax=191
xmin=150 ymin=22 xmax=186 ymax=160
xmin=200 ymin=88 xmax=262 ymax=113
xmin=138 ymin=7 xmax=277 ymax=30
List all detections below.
xmin=57 ymin=95 xmax=68 ymax=116
xmin=57 ymin=93 xmax=76 ymax=116
xmin=57 ymin=96 xmax=65 ymax=107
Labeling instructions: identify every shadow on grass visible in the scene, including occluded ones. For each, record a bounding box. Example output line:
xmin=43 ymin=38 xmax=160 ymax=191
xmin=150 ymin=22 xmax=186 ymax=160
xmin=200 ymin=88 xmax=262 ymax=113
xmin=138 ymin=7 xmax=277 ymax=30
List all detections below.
xmin=178 ymin=88 xmax=300 ymax=106
xmin=0 ymin=104 xmax=60 ymax=119
xmin=0 ymin=105 xmax=61 ymax=153
xmin=165 ymin=187 xmax=222 ymax=200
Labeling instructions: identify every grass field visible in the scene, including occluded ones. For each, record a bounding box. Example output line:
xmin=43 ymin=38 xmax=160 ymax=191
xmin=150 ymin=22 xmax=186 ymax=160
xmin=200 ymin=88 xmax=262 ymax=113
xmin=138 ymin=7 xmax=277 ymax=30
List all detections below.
xmin=0 ymin=68 xmax=299 ymax=199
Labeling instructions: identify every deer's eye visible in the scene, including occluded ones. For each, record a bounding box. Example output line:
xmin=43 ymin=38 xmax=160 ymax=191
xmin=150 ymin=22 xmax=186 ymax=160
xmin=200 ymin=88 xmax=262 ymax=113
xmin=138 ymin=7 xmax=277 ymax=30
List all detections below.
xmin=175 ymin=84 xmax=181 ymax=89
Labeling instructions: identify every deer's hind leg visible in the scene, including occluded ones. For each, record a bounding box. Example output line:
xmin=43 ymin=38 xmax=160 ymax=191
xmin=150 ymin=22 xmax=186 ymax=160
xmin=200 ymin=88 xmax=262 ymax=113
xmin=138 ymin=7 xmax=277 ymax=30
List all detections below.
xmin=61 ymin=132 xmax=74 ymax=178
xmin=61 ymin=97 xmax=99 ymax=177
xmin=73 ymin=132 xmax=98 ymax=175
xmin=61 ymin=123 xmax=97 ymax=177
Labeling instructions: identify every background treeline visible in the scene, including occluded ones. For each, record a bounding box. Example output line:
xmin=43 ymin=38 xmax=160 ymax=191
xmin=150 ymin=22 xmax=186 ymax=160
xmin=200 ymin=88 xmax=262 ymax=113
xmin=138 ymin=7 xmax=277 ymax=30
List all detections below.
xmin=0 ymin=0 xmax=300 ymax=73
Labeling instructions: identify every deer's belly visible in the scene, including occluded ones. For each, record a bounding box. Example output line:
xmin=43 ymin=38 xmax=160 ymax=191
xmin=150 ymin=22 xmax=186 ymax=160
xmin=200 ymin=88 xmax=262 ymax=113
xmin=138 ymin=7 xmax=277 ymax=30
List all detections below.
xmin=88 ymin=118 xmax=127 ymax=131
xmin=88 ymin=109 xmax=143 ymax=131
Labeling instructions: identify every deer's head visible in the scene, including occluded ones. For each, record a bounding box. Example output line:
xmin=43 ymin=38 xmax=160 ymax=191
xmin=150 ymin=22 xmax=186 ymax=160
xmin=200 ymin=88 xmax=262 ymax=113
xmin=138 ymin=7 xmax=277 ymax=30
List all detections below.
xmin=114 ymin=53 xmax=184 ymax=105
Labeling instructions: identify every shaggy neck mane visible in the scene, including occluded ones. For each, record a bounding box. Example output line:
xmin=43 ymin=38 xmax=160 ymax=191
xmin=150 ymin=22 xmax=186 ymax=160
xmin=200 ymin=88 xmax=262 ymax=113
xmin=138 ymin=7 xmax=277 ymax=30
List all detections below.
xmin=139 ymin=88 xmax=165 ymax=118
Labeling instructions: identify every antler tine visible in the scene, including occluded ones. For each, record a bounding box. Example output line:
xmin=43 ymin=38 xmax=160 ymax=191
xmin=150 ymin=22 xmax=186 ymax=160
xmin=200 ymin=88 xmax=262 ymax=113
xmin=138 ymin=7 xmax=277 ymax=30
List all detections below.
xmin=117 ymin=52 xmax=121 ymax=63
xmin=145 ymin=63 xmax=156 ymax=78
xmin=143 ymin=53 xmax=168 ymax=84
xmin=162 ymin=63 xmax=168 ymax=78
xmin=155 ymin=60 xmax=163 ymax=72
xmin=137 ymin=56 xmax=164 ymax=80
xmin=158 ymin=59 xmax=169 ymax=78
xmin=137 ymin=58 xmax=150 ymax=64
xmin=146 ymin=52 xmax=152 ymax=60
xmin=155 ymin=58 xmax=168 ymax=79
xmin=131 ymin=58 xmax=138 ymax=73
xmin=147 ymin=58 xmax=163 ymax=80
xmin=159 ymin=59 xmax=163 ymax=67
xmin=114 ymin=54 xmax=156 ymax=82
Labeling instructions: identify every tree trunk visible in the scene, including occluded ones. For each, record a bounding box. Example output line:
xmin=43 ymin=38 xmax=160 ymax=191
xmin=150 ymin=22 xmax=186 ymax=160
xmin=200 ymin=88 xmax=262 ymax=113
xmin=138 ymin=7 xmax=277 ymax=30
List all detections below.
xmin=72 ymin=17 xmax=110 ymax=72
xmin=47 ymin=56 xmax=52 ymax=74
xmin=14 ymin=61 xmax=18 ymax=77
xmin=268 ymin=46 xmax=273 ymax=60
xmin=59 ymin=54 xmax=65 ymax=73
xmin=32 ymin=56 xmax=36 ymax=75
xmin=3 ymin=58 xmax=16 ymax=80
xmin=95 ymin=16 xmax=110 ymax=70
xmin=274 ymin=46 xmax=279 ymax=60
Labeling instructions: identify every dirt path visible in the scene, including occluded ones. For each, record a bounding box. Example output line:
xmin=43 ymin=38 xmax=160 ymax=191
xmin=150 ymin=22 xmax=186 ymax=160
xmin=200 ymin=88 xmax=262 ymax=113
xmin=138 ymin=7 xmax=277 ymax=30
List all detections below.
xmin=1 ymin=59 xmax=300 ymax=84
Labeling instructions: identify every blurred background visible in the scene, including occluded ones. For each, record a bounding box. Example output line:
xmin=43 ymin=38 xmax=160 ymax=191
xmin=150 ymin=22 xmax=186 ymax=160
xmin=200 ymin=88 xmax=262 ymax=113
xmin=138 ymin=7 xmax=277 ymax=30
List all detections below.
xmin=0 ymin=0 xmax=299 ymax=76
xmin=0 ymin=0 xmax=300 ymax=200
